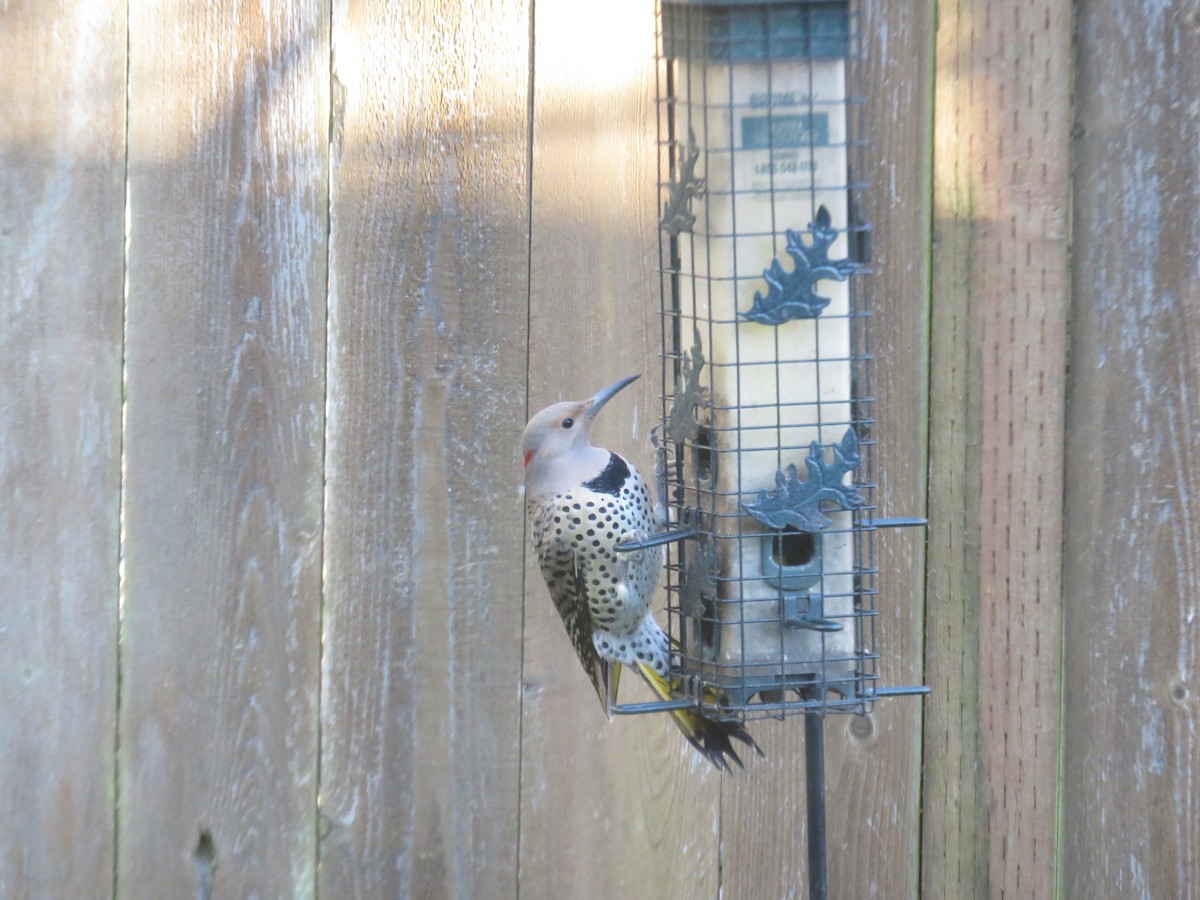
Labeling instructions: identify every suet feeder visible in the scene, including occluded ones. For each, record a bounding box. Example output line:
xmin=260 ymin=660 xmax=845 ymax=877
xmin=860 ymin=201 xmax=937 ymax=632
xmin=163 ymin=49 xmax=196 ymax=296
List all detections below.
xmin=618 ymin=1 xmax=927 ymax=893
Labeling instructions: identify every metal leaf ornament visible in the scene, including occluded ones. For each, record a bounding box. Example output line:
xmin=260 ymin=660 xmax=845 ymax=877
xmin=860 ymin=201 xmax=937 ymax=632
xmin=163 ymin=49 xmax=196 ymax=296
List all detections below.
xmin=661 ymin=131 xmax=706 ymax=236
xmin=742 ymin=429 xmax=864 ymax=531
xmin=742 ymin=206 xmax=857 ymax=325
xmin=666 ymin=328 xmax=707 ymax=445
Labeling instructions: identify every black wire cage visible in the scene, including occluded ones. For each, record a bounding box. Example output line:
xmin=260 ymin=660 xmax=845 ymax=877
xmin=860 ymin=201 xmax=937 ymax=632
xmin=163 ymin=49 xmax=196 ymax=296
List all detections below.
xmin=618 ymin=0 xmax=926 ymax=725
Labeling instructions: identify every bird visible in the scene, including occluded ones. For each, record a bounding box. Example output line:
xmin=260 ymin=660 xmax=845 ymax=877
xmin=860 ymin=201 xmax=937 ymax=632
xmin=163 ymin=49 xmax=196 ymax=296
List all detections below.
xmin=521 ymin=373 xmax=761 ymax=772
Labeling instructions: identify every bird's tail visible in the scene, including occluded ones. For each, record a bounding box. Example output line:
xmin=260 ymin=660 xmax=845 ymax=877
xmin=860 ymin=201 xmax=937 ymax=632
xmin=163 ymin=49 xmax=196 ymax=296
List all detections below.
xmin=636 ymin=662 xmax=763 ymax=773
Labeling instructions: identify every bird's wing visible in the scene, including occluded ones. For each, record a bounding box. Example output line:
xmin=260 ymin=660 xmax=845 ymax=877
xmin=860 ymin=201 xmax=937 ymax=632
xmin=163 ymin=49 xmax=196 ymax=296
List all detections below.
xmin=538 ymin=556 xmax=613 ymax=716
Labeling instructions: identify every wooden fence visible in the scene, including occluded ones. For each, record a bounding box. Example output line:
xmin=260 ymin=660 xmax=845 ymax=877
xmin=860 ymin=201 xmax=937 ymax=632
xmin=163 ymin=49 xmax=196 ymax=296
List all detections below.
xmin=1 ymin=0 xmax=1195 ymax=897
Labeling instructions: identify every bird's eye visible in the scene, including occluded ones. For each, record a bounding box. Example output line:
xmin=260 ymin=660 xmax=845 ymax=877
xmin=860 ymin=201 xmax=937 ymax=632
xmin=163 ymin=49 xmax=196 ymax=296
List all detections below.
xmin=561 ymin=417 xmax=574 ymax=429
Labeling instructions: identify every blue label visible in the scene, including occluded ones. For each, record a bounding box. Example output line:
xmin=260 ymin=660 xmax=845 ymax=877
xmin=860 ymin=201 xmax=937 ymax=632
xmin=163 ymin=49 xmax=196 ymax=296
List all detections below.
xmin=742 ymin=114 xmax=829 ymax=150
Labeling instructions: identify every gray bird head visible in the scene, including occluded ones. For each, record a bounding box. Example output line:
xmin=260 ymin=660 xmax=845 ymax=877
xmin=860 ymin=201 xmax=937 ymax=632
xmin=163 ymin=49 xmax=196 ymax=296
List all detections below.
xmin=521 ymin=374 xmax=640 ymax=500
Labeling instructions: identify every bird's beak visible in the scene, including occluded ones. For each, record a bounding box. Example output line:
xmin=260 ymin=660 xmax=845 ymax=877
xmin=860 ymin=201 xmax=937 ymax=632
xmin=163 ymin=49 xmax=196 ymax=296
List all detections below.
xmin=585 ymin=373 xmax=640 ymax=420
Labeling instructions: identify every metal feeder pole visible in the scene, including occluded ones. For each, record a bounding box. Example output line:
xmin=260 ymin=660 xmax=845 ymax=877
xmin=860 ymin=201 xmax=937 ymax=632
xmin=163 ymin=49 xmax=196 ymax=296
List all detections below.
xmin=804 ymin=709 xmax=828 ymax=900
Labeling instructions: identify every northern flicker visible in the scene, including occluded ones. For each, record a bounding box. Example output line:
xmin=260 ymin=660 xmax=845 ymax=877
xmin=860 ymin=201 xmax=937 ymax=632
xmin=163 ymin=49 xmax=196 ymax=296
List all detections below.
xmin=522 ymin=374 xmax=760 ymax=771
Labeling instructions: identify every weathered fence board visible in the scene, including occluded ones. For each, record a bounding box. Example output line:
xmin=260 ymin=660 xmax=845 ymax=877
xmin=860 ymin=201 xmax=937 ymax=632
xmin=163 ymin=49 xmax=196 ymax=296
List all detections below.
xmin=5 ymin=0 xmax=1200 ymax=896
xmin=0 ymin=2 xmax=125 ymax=896
xmin=922 ymin=1 xmax=990 ymax=894
xmin=118 ymin=2 xmax=328 ymax=894
xmin=1063 ymin=1 xmax=1200 ymax=895
xmin=520 ymin=2 xmax=725 ymax=897
xmin=719 ymin=0 xmax=933 ymax=895
xmin=924 ymin=1 xmax=1072 ymax=897
xmin=318 ymin=0 xmax=531 ymax=896
xmin=921 ymin=0 xmax=989 ymax=892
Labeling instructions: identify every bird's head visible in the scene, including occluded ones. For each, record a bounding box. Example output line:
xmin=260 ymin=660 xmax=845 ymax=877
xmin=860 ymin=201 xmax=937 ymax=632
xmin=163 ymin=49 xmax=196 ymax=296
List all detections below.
xmin=521 ymin=374 xmax=640 ymax=498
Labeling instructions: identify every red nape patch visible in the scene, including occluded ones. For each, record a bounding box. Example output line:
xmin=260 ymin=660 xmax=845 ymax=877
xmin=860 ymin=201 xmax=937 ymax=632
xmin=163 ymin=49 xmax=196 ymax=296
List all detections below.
xmin=523 ymin=449 xmax=535 ymax=468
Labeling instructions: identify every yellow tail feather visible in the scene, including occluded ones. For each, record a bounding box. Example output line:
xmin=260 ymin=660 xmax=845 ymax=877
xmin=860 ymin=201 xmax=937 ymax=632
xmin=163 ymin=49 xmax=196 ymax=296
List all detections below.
xmin=636 ymin=663 xmax=763 ymax=772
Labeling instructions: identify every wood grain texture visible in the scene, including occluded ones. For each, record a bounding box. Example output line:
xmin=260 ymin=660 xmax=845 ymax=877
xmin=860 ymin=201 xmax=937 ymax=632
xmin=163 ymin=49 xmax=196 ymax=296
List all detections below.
xmin=0 ymin=2 xmax=125 ymax=896
xmin=924 ymin=1 xmax=1072 ymax=897
xmin=1063 ymin=2 xmax=1200 ymax=896
xmin=719 ymin=1 xmax=932 ymax=896
xmin=520 ymin=1 xmax=723 ymax=897
xmin=118 ymin=1 xmax=327 ymax=895
xmin=14 ymin=0 xmax=1196 ymax=895
xmin=318 ymin=0 xmax=531 ymax=896
xmin=922 ymin=0 xmax=989 ymax=893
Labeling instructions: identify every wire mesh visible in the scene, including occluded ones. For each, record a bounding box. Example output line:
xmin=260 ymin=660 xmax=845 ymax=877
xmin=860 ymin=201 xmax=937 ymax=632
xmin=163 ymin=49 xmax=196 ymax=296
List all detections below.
xmin=645 ymin=0 xmax=882 ymax=721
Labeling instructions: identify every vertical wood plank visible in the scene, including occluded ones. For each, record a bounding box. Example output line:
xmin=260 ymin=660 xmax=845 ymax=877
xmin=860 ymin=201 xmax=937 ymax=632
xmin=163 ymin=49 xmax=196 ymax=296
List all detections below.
xmin=719 ymin=1 xmax=933 ymax=896
xmin=1063 ymin=2 xmax=1200 ymax=896
xmin=0 ymin=2 xmax=125 ymax=896
xmin=119 ymin=2 xmax=328 ymax=895
xmin=924 ymin=0 xmax=1072 ymax=896
xmin=922 ymin=0 xmax=989 ymax=893
xmin=520 ymin=1 xmax=723 ymax=896
xmin=318 ymin=0 xmax=530 ymax=895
